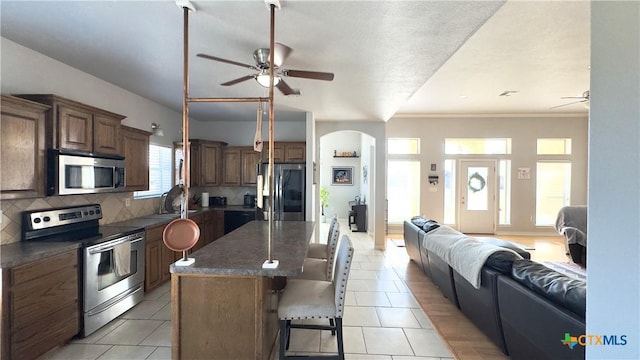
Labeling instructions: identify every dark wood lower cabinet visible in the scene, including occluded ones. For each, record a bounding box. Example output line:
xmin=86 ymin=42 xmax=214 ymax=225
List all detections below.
xmin=1 ymin=250 xmax=80 ymax=360
xmin=145 ymin=209 xmax=226 ymax=293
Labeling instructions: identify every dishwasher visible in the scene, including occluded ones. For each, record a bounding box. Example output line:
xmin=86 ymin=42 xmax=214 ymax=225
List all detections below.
xmin=224 ymin=210 xmax=256 ymax=234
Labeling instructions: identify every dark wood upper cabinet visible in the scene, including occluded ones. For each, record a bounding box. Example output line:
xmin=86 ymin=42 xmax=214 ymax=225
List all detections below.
xmin=241 ymin=148 xmax=262 ymax=186
xmin=262 ymin=141 xmax=305 ymax=163
xmin=222 ymin=147 xmax=242 ymax=186
xmin=121 ymin=126 xmax=151 ymax=191
xmin=0 ymin=96 xmax=50 ymax=200
xmin=174 ymin=140 xmax=227 ymax=187
xmin=16 ymin=94 xmax=125 ymax=156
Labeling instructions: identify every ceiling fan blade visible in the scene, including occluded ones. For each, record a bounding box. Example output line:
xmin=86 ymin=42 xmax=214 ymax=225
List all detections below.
xmin=276 ymin=80 xmax=301 ymax=96
xmin=560 ymin=96 xmax=587 ymax=99
xmin=273 ymin=43 xmax=292 ymax=67
xmin=197 ymin=53 xmax=257 ymax=70
xmin=549 ymin=99 xmax=587 ymax=109
xmin=221 ymin=75 xmax=254 ymax=86
xmin=284 ymin=69 xmax=334 ymax=81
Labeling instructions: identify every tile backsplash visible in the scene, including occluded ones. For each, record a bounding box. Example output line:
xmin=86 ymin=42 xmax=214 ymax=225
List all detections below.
xmin=1 ymin=186 xmax=256 ymax=245
xmin=1 ymin=192 xmax=157 ymax=245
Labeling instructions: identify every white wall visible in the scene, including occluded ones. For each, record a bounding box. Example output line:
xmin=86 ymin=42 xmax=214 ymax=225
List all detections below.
xmin=588 ymin=2 xmax=640 ymax=358
xmin=320 ymin=131 xmax=362 ymax=219
xmin=386 ymin=115 xmax=588 ymax=234
xmin=189 ymin=118 xmax=306 ymax=146
xmin=1 ymin=37 xmax=183 ymax=148
xmin=1 ymin=37 xmax=308 ymax=149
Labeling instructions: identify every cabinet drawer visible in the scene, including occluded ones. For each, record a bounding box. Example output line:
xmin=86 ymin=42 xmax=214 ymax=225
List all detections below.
xmin=11 ymin=251 xmax=77 ymax=285
xmin=11 ymin=266 xmax=78 ymax=330
xmin=147 ymin=225 xmax=165 ymax=243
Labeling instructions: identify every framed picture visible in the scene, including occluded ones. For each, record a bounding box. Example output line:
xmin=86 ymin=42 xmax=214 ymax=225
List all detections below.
xmin=332 ymin=166 xmax=353 ymax=185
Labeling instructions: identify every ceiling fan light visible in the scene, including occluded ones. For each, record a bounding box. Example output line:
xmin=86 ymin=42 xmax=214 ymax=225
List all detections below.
xmin=256 ymin=73 xmax=281 ymax=87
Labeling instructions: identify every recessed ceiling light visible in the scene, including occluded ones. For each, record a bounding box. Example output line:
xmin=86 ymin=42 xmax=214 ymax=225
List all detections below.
xmin=459 ymin=95 xmax=468 ymax=99
xmin=499 ymin=90 xmax=519 ymax=97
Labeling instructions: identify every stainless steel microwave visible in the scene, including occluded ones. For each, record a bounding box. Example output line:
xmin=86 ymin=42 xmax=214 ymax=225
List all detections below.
xmin=47 ymin=150 xmax=126 ymax=195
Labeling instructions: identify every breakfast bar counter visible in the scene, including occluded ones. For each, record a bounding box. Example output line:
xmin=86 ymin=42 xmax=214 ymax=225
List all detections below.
xmin=169 ymin=220 xmax=315 ymax=359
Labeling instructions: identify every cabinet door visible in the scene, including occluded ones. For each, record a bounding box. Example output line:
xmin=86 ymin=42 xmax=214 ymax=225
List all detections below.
xmin=161 ymin=244 xmax=176 ymax=282
xmin=9 ymin=250 xmax=79 ymax=360
xmin=188 ymin=214 xmax=206 ymax=252
xmin=284 ymin=142 xmax=306 ymax=162
xmin=200 ymin=143 xmax=221 ymax=186
xmin=204 ymin=212 xmax=215 ymax=245
xmin=122 ymin=126 xmax=150 ymax=191
xmin=262 ymin=143 xmax=284 ymax=163
xmin=145 ymin=226 xmax=164 ymax=291
xmin=58 ymin=105 xmax=93 ymax=153
xmin=190 ymin=143 xmax=202 ymax=187
xmin=213 ymin=210 xmax=225 ymax=241
xmin=222 ymin=147 xmax=242 ymax=186
xmin=93 ymin=114 xmax=122 ymax=155
xmin=0 ymin=96 xmax=48 ymax=200
xmin=241 ymin=148 xmax=261 ymax=185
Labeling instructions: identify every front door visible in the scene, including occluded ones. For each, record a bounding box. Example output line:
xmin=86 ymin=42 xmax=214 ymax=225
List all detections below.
xmin=458 ymin=160 xmax=496 ymax=234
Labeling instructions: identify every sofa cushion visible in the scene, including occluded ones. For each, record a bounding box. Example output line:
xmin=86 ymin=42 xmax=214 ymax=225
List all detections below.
xmin=511 ymin=259 xmax=586 ymax=317
xmin=476 ymin=237 xmax=531 ymax=259
xmin=411 ymin=216 xmax=440 ymax=233
xmin=485 ymin=251 xmax=522 ymax=274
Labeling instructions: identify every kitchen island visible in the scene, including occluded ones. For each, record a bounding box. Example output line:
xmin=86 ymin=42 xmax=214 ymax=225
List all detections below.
xmin=170 ymin=220 xmax=315 ymax=360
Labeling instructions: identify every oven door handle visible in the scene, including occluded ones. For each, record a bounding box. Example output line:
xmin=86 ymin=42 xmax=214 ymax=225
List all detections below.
xmin=88 ymin=236 xmax=144 ymax=254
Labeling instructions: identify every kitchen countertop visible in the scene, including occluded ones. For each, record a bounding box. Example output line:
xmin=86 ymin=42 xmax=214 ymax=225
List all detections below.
xmin=0 ymin=205 xmax=260 ymax=269
xmin=0 ymin=241 xmax=82 ymax=268
xmin=170 ymin=220 xmax=315 ymax=277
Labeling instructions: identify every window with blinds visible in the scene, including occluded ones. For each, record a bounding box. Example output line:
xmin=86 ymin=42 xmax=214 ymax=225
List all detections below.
xmin=134 ymin=144 xmax=173 ymax=199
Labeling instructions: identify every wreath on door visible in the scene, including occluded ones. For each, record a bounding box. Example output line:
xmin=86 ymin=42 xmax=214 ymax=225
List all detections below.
xmin=468 ymin=172 xmax=486 ymax=193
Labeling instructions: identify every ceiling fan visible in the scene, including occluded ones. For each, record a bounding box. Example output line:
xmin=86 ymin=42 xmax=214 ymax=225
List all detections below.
xmin=550 ymin=90 xmax=590 ymax=109
xmin=197 ymin=43 xmax=334 ymax=96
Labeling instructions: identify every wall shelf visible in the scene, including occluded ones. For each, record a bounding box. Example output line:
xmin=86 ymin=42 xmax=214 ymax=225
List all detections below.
xmin=333 ymin=155 xmax=359 ymax=158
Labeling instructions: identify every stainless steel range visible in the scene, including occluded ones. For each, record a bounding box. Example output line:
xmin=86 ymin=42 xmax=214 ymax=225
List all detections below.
xmin=22 ymin=204 xmax=145 ymax=337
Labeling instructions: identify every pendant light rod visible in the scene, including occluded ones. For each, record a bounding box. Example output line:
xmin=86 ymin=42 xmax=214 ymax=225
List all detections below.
xmin=181 ymin=5 xmax=190 ymax=220
xmin=266 ymin=2 xmax=277 ymax=265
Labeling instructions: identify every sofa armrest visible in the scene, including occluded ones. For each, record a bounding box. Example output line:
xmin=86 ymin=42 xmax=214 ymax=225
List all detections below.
xmin=497 ymin=275 xmax=585 ymax=359
xmin=403 ymin=221 xmax=422 ymax=264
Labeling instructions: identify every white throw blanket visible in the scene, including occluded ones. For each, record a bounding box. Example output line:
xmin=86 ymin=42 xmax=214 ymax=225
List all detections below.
xmin=420 ymin=225 xmax=467 ymax=261
xmin=421 ymin=225 xmax=522 ymax=289
xmin=448 ymin=237 xmax=521 ymax=289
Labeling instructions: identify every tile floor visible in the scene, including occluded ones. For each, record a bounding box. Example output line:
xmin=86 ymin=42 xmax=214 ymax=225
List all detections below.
xmin=40 ymin=222 xmax=453 ymax=360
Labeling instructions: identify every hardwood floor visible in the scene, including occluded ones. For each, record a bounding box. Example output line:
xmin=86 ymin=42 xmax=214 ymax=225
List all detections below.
xmin=386 ymin=233 xmax=569 ymax=360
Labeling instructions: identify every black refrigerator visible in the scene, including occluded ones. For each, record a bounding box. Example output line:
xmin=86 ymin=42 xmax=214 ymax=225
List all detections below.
xmin=258 ymin=163 xmax=305 ymax=221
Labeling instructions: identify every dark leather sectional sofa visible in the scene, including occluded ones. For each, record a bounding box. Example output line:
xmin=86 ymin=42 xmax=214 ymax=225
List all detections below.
xmin=404 ymin=217 xmax=586 ymax=360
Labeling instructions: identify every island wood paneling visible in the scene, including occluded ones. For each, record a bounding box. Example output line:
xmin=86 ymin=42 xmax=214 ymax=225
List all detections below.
xmin=171 ymin=274 xmax=278 ymax=360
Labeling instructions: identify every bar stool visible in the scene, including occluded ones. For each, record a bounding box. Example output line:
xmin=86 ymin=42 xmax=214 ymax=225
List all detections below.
xmin=295 ymin=221 xmax=340 ymax=281
xmin=278 ymin=235 xmax=354 ymax=360
xmin=307 ymin=217 xmax=338 ymax=259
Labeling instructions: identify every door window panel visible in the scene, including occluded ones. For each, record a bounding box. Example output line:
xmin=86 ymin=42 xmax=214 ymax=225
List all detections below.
xmin=466 ymin=167 xmax=489 ymax=211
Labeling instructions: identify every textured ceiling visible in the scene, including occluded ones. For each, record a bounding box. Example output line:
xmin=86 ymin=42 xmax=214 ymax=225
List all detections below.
xmin=1 ymin=1 xmax=589 ymax=123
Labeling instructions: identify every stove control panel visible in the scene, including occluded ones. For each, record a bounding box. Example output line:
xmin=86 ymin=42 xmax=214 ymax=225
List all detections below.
xmin=24 ymin=204 xmax=103 ymax=231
